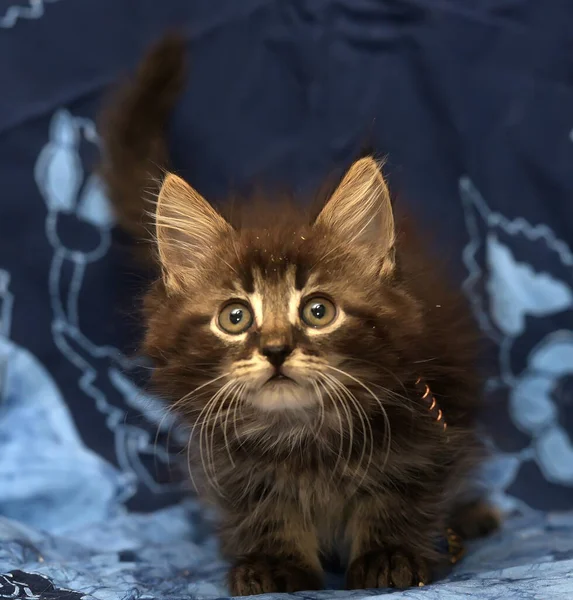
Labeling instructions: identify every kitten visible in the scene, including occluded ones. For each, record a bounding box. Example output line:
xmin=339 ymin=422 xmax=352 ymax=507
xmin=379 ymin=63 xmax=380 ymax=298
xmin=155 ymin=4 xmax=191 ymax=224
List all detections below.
xmin=101 ymin=36 xmax=500 ymax=594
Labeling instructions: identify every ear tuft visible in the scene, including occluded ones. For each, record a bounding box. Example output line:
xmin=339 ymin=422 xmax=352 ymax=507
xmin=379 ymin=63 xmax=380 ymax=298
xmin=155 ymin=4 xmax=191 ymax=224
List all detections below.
xmin=155 ymin=173 xmax=232 ymax=289
xmin=315 ymin=157 xmax=395 ymax=273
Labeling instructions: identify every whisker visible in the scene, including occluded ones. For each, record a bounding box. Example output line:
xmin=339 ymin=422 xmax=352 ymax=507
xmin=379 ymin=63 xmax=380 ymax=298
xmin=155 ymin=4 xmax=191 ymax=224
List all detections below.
xmin=222 ymin=383 xmax=244 ymax=467
xmin=340 ymin=357 xmax=410 ymax=399
xmin=315 ymin=375 xmax=346 ymax=481
xmin=211 ymin=380 xmax=240 ymax=469
xmin=362 ymin=380 xmax=417 ymax=413
xmin=154 ymin=402 xmax=176 ymax=477
xmin=186 ymin=425 xmax=197 ymax=493
xmin=155 ymin=385 xmax=213 ymax=483
xmin=319 ymin=373 xmax=355 ymax=477
xmin=188 ymin=379 xmax=232 ymax=495
xmin=162 ymin=387 xmax=212 ymax=472
xmin=200 ymin=402 xmax=223 ymax=493
xmin=232 ymin=385 xmax=245 ymax=449
xmin=186 ymin=372 xmax=231 ymax=399
xmin=201 ymin=382 xmax=235 ymax=494
xmin=189 ymin=395 xmax=216 ymax=492
xmin=323 ymin=373 xmax=374 ymax=490
xmin=310 ymin=380 xmax=325 ymax=440
xmin=326 ymin=365 xmax=392 ymax=476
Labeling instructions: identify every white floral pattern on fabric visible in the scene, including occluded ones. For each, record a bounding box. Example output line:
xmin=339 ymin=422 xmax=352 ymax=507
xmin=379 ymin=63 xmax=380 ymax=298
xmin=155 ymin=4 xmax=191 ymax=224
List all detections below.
xmin=460 ymin=176 xmax=573 ymax=511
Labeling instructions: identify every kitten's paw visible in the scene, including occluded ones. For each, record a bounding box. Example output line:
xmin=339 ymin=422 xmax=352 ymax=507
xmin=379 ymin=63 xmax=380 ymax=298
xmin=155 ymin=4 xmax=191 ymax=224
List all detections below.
xmin=346 ymin=549 xmax=431 ymax=590
xmin=229 ymin=556 xmax=322 ymax=596
xmin=450 ymin=500 xmax=501 ymax=540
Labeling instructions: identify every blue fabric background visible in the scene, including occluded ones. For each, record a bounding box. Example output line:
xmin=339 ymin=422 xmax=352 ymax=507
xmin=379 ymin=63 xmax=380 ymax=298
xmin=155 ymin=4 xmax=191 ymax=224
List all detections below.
xmin=0 ymin=0 xmax=572 ymax=598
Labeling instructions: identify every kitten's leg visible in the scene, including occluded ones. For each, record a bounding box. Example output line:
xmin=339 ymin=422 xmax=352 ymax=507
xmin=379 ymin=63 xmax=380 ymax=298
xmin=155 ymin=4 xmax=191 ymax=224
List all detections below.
xmin=449 ymin=499 xmax=501 ymax=540
xmin=223 ymin=510 xmax=323 ymax=596
xmin=344 ymin=498 xmax=435 ymax=590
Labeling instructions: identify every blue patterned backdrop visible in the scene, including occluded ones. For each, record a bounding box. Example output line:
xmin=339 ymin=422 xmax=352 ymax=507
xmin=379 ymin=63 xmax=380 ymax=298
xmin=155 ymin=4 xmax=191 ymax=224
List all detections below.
xmin=0 ymin=1 xmax=572 ymax=599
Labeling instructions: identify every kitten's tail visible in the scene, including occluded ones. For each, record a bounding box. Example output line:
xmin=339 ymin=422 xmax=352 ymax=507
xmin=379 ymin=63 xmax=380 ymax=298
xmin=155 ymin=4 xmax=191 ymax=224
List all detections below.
xmin=100 ymin=34 xmax=186 ymax=248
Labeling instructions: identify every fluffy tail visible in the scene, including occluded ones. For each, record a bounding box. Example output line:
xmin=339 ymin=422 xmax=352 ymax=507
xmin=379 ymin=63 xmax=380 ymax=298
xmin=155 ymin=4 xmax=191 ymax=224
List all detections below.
xmin=100 ymin=35 xmax=186 ymax=248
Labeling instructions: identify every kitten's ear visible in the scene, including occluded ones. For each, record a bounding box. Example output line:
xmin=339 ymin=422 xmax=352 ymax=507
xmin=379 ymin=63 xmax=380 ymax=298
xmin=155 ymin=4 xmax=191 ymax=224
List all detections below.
xmin=155 ymin=173 xmax=232 ymax=290
xmin=315 ymin=157 xmax=395 ymax=274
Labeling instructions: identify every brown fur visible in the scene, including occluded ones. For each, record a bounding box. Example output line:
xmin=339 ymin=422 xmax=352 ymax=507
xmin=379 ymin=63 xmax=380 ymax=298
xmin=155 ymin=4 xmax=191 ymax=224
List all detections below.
xmin=99 ymin=34 xmax=186 ymax=260
xmin=101 ymin=36 xmax=499 ymax=595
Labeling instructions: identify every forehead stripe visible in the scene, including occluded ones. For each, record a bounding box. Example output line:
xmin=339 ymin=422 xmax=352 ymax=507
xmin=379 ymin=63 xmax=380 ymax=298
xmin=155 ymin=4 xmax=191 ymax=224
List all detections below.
xmin=294 ymin=263 xmax=308 ymax=290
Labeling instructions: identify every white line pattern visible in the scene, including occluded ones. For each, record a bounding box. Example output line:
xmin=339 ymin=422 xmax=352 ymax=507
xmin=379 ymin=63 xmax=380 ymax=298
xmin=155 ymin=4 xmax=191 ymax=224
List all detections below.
xmin=0 ymin=0 xmax=62 ymax=29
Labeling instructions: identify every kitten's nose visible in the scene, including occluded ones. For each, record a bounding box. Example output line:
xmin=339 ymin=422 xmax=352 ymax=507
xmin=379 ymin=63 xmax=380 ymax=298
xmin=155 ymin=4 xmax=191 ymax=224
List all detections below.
xmin=262 ymin=344 xmax=292 ymax=368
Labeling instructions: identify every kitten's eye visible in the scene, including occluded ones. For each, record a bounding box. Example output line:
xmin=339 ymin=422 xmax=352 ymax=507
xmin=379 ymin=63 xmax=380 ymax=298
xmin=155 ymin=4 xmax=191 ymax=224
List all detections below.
xmin=301 ymin=297 xmax=337 ymax=328
xmin=218 ymin=302 xmax=253 ymax=334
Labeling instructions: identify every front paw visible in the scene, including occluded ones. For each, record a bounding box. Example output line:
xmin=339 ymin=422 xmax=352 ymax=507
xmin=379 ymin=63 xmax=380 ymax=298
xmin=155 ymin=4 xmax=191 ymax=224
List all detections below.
xmin=346 ymin=549 xmax=431 ymax=590
xmin=450 ymin=500 xmax=501 ymax=540
xmin=229 ymin=555 xmax=323 ymax=596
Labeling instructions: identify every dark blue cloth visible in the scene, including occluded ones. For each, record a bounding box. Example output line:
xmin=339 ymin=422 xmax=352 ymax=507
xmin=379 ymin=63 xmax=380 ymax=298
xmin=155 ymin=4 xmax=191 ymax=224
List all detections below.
xmin=0 ymin=1 xmax=572 ymax=598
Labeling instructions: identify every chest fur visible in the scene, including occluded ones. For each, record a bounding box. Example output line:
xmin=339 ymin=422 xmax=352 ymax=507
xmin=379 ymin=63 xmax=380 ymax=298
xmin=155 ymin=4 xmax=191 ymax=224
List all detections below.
xmin=244 ymin=461 xmax=361 ymax=547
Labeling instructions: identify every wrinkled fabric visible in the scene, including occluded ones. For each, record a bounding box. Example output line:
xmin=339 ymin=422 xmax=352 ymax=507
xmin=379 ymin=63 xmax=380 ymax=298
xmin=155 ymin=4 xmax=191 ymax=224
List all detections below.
xmin=0 ymin=508 xmax=573 ymax=599
xmin=0 ymin=0 xmax=572 ymax=598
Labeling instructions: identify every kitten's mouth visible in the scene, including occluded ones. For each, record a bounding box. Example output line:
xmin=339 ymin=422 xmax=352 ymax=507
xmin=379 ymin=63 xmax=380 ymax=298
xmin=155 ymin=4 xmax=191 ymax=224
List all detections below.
xmin=267 ymin=373 xmax=292 ymax=383
xmin=251 ymin=372 xmax=316 ymax=412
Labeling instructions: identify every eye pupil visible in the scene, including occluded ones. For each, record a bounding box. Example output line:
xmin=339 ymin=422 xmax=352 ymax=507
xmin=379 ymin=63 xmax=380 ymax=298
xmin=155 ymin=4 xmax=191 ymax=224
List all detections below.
xmin=310 ymin=303 xmax=326 ymax=320
xmin=229 ymin=308 xmax=243 ymax=325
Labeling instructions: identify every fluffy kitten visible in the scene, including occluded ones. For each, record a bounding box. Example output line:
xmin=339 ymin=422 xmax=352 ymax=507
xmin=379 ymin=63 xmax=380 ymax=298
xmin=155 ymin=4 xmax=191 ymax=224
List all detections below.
xmin=101 ymin=36 xmax=499 ymax=594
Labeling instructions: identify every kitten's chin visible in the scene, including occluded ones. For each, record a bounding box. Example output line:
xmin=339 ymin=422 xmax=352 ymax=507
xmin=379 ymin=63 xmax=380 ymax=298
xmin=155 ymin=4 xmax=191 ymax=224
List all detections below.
xmin=248 ymin=381 xmax=318 ymax=413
